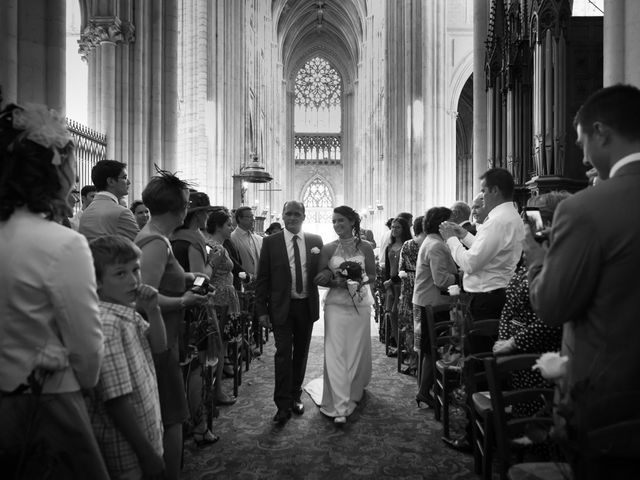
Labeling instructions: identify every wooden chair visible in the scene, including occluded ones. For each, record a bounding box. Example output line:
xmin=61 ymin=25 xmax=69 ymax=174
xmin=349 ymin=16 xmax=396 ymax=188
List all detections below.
xmin=463 ymin=318 xmax=499 ymax=480
xmin=483 ymin=354 xmax=556 ymax=480
xmin=425 ymin=303 xmax=460 ymax=437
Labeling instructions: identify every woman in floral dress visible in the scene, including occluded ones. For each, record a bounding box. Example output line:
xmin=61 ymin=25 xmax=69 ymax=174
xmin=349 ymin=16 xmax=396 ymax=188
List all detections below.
xmin=398 ymin=215 xmax=426 ymax=374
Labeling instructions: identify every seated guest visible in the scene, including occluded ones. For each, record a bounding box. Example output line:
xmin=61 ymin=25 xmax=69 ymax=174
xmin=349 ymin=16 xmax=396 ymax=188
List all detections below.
xmin=135 ymin=169 xmax=209 ymax=480
xmin=86 ymin=236 xmax=166 ymax=479
xmin=79 ymin=159 xmax=139 ymax=241
xmin=0 ymin=103 xmax=108 ymax=479
xmin=130 ymin=199 xmax=151 ymax=230
xmin=493 ymin=192 xmax=569 ymax=417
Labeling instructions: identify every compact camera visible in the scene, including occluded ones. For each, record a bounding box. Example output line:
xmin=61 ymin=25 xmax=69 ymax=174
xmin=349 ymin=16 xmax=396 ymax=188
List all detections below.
xmin=190 ymin=276 xmax=210 ymax=296
xmin=522 ymin=207 xmax=548 ymax=243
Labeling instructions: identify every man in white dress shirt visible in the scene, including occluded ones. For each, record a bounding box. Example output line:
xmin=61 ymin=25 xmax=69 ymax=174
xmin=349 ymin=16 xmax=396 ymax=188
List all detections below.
xmin=230 ymin=206 xmax=263 ymax=278
xmin=440 ymin=168 xmax=524 ymax=321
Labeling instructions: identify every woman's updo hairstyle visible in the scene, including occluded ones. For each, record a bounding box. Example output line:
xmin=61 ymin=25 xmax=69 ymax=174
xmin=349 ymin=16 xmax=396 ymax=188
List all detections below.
xmin=141 ymin=166 xmax=191 ymax=216
xmin=0 ymin=104 xmax=75 ymax=221
xmin=206 ymin=208 xmax=231 ymax=235
xmin=424 ymin=207 xmax=452 ymax=234
xmin=333 ymin=205 xmax=361 ymax=242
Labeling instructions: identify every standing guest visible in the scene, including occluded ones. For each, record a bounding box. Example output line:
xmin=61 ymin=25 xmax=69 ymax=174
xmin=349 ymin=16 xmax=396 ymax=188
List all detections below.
xmin=0 ymin=103 xmax=108 ymax=479
xmin=526 ymin=84 xmax=640 ymax=479
xmin=135 ymin=169 xmax=209 ymax=480
xmin=383 ymin=216 xmax=412 ymax=355
xmin=130 ymin=199 xmax=151 ymax=230
xmin=172 ymin=193 xmax=235 ymax=447
xmin=70 ymin=184 xmax=97 ymax=230
xmin=307 ymin=206 xmax=375 ymax=424
xmin=450 ymin=201 xmax=475 ymax=235
xmin=378 ymin=217 xmax=395 ymax=267
xmin=86 ymin=236 xmax=166 ymax=479
xmin=470 ymin=192 xmax=488 ymax=227
xmin=359 ymin=228 xmax=377 ymax=248
xmin=204 ymin=209 xmax=242 ymax=386
xmin=255 ymin=201 xmax=324 ymax=426
xmin=413 ymin=208 xmax=459 ymax=408
xmin=230 ymin=206 xmax=262 ymax=279
xmin=397 ymin=215 xmax=426 ymax=374
xmin=265 ymin=222 xmax=283 ymax=235
xmin=79 ymin=159 xmax=139 ymax=241
xmin=440 ymin=168 xmax=524 ymax=322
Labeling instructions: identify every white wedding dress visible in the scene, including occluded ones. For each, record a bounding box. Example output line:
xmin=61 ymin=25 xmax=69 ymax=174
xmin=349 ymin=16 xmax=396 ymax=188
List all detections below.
xmin=305 ymin=241 xmax=373 ymax=418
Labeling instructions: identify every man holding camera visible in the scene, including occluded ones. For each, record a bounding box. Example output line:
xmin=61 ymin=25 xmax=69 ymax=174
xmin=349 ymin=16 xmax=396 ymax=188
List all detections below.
xmin=440 ymin=168 xmax=524 ymax=322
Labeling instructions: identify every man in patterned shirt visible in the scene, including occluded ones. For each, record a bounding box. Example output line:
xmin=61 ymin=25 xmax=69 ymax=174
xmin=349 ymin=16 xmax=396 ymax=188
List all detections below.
xmin=86 ymin=236 xmax=167 ymax=479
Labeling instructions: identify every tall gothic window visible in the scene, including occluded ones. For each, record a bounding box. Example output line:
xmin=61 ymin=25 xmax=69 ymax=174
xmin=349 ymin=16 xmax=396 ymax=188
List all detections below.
xmin=294 ymin=57 xmax=342 ymax=163
xmin=302 ymin=177 xmax=334 ymax=224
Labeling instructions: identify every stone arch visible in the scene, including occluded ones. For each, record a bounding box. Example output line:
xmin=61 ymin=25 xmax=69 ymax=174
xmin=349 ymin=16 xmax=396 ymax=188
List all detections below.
xmin=300 ymin=174 xmax=336 ymax=241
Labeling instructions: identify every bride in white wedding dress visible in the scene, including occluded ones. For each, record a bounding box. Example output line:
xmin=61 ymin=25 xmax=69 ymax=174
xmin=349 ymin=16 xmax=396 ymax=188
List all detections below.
xmin=305 ymin=205 xmax=376 ymax=424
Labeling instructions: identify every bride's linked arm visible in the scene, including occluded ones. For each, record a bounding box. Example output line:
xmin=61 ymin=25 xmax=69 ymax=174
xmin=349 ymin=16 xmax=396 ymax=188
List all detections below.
xmin=313 ymin=242 xmax=345 ymax=288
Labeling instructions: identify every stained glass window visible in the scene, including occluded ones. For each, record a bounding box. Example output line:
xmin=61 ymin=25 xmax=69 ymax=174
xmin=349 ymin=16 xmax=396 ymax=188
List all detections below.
xmin=295 ymin=57 xmax=341 ymax=109
xmin=303 ymin=177 xmax=333 ymax=209
xmin=294 ymin=57 xmax=341 ymax=133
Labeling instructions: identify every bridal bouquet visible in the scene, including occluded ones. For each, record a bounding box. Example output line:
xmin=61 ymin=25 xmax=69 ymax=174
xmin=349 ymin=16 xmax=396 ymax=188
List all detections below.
xmin=337 ymin=261 xmax=368 ymax=313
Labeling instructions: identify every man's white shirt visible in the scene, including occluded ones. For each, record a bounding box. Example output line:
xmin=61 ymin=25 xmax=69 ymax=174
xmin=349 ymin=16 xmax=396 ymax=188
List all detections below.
xmin=446 ymin=202 xmax=524 ymax=293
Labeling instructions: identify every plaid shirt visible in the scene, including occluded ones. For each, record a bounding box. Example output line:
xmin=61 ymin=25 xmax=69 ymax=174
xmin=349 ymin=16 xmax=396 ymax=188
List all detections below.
xmin=85 ymin=301 xmax=163 ymax=477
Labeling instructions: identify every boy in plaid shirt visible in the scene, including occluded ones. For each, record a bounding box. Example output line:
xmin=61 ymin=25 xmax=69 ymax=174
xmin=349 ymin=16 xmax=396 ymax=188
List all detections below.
xmin=87 ymin=236 xmax=166 ymax=479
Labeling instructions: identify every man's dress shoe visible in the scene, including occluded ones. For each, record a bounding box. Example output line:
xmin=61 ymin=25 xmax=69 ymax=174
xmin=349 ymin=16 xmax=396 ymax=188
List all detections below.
xmin=273 ymin=409 xmax=292 ymax=425
xmin=292 ymin=399 xmax=304 ymax=415
xmin=442 ymin=436 xmax=472 ymax=453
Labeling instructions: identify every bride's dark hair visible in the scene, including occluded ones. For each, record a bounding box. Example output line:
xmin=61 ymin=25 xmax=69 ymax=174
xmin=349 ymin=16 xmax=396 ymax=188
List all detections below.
xmin=333 ymin=205 xmax=361 ymax=245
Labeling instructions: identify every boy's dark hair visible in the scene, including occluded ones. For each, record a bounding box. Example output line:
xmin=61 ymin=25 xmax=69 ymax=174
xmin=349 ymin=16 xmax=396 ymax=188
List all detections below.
xmin=80 ymin=184 xmax=97 ymax=198
xmin=413 ymin=215 xmax=425 ymax=236
xmin=91 ymin=160 xmax=127 ymax=191
xmin=89 ymin=235 xmax=141 ymax=281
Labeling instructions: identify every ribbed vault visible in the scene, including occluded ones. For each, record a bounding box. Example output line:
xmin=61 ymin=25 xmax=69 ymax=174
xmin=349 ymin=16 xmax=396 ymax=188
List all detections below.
xmin=273 ymin=0 xmax=366 ymax=82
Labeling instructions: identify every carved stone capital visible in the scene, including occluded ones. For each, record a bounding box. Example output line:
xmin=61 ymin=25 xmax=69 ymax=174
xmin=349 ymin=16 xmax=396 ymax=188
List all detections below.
xmin=78 ymin=16 xmax=135 ymax=60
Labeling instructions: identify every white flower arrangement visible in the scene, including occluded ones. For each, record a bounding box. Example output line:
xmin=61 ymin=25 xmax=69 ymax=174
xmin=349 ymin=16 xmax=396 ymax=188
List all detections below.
xmin=532 ymin=352 xmax=569 ymax=380
xmin=448 ymin=285 xmax=461 ymax=296
xmin=310 ymin=246 xmax=321 ymax=254
xmin=238 ymin=272 xmax=247 ymax=280
xmin=9 ymin=103 xmax=73 ymax=165
xmin=398 ymin=270 xmax=408 ymax=279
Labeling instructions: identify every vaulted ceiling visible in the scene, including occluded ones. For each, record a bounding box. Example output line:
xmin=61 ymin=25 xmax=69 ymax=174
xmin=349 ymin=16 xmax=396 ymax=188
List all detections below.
xmin=273 ymin=0 xmax=367 ymax=85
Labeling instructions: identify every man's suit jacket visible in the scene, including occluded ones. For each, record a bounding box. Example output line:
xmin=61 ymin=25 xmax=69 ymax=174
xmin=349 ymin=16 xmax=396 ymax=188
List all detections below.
xmin=460 ymin=220 xmax=476 ymax=236
xmin=254 ymin=230 xmax=323 ymax=326
xmin=528 ymin=161 xmax=640 ymax=433
xmin=78 ymin=193 xmax=139 ymax=242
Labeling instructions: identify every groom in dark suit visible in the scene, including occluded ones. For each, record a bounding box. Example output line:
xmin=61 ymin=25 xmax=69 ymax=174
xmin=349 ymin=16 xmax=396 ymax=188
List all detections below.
xmin=526 ymin=84 xmax=640 ymax=478
xmin=255 ymin=201 xmax=323 ymax=425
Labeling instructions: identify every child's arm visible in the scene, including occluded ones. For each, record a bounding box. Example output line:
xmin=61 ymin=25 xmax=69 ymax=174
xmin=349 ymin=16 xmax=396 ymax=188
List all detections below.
xmin=136 ymin=284 xmax=167 ymax=353
xmin=105 ymin=395 xmax=165 ymax=478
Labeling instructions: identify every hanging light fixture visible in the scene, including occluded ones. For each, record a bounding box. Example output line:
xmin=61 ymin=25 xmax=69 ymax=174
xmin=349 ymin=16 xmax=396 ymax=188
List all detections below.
xmin=239 ymin=152 xmax=273 ymax=183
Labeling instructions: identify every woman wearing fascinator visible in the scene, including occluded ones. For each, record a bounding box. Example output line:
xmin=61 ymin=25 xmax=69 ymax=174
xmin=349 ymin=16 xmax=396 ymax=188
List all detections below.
xmin=0 ymin=103 xmax=109 ymax=478
xmin=305 ymin=205 xmax=376 ymax=425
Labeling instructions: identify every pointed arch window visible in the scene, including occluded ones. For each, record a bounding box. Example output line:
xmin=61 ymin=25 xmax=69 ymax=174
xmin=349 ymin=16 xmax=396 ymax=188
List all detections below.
xmin=302 ymin=177 xmax=334 ymax=224
xmin=294 ymin=57 xmax=342 ymax=164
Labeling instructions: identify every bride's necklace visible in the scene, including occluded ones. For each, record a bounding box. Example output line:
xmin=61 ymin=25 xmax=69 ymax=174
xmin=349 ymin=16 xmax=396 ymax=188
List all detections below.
xmin=337 ymin=236 xmax=358 ymax=257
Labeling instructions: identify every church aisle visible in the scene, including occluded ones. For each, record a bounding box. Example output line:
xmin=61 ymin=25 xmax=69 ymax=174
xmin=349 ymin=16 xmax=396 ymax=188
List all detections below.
xmin=181 ymin=334 xmax=476 ymax=479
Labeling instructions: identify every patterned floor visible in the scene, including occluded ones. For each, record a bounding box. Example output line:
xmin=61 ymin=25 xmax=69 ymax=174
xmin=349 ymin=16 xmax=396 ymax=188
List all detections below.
xmin=180 ymin=332 xmax=476 ymax=480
